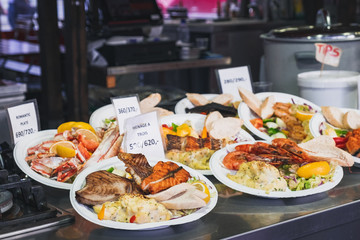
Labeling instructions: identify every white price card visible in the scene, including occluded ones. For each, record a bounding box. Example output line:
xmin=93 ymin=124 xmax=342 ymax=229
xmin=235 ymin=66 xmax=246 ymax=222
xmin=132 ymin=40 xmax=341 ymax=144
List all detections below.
xmin=124 ymin=111 xmax=165 ymax=159
xmin=6 ymin=99 xmax=40 ymax=145
xmin=314 ymin=43 xmax=342 ymax=67
xmin=111 ymin=95 xmax=141 ymax=134
xmin=216 ymin=66 xmax=253 ymax=100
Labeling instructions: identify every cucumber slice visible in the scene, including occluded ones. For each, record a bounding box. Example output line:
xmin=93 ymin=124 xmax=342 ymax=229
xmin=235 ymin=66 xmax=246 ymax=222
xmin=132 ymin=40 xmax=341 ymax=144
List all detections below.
xmin=265 ymin=122 xmax=279 ymax=129
xmin=275 ymin=118 xmax=286 ymax=129
xmin=271 ymin=132 xmax=287 ymax=139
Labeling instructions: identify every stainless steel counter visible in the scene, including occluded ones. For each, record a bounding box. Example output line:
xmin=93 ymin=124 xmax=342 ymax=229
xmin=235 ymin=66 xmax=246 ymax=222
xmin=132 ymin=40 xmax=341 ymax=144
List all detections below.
xmin=9 ymin=166 xmax=360 ymax=240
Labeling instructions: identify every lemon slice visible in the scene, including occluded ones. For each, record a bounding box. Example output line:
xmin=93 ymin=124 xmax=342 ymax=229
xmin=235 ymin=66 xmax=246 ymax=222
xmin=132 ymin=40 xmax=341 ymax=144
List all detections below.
xmin=49 ymin=141 xmax=76 ymax=158
xmin=57 ymin=121 xmax=76 ymax=133
xmin=297 ymin=161 xmax=330 ymax=179
xmin=76 ymin=128 xmax=99 ymax=143
xmin=192 ymin=181 xmax=210 ymax=203
xmin=71 ymin=122 xmax=96 ymax=133
xmin=295 ymin=110 xmax=315 ymax=121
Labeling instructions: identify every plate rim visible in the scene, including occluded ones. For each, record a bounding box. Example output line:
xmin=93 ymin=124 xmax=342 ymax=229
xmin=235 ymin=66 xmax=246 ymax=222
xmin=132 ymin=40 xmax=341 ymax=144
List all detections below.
xmin=69 ymin=157 xmax=218 ymax=230
xmin=210 ymin=141 xmax=344 ymax=198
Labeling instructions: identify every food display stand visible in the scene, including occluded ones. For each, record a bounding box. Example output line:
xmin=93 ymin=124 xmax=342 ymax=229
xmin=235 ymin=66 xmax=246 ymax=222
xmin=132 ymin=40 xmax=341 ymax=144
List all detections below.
xmin=4 ymin=167 xmax=360 ymax=240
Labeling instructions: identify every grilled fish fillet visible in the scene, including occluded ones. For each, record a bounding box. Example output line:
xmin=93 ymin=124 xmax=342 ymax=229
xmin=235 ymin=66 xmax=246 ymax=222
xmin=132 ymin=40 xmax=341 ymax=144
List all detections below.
xmin=166 ymin=134 xmax=222 ymax=151
xmin=118 ymin=152 xmax=153 ymax=185
xmin=75 ymin=170 xmax=140 ymax=206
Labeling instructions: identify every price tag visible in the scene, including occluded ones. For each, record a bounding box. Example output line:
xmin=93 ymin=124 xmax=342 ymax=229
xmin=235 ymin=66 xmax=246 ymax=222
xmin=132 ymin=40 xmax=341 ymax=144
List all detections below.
xmin=216 ymin=66 xmax=253 ymax=100
xmin=124 ymin=111 xmax=165 ymax=159
xmin=6 ymin=99 xmax=40 ymax=145
xmin=315 ymin=43 xmax=342 ymax=67
xmin=111 ymin=95 xmax=141 ymax=134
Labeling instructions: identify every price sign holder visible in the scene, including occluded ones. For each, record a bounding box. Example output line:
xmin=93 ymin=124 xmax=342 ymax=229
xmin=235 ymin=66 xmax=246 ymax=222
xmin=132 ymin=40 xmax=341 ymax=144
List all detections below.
xmin=124 ymin=111 xmax=165 ymax=159
xmin=6 ymin=99 xmax=40 ymax=146
xmin=111 ymin=95 xmax=141 ymax=134
xmin=215 ymin=65 xmax=253 ymax=100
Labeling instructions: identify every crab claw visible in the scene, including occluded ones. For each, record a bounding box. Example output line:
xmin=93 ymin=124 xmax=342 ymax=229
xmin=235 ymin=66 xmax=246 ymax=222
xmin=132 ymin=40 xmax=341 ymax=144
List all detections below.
xmin=76 ymin=142 xmax=91 ymax=163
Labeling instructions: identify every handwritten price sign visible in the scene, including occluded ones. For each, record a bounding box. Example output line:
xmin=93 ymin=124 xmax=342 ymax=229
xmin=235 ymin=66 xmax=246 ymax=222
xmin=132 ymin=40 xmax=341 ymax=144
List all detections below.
xmin=6 ymin=100 xmax=40 ymax=145
xmin=111 ymin=95 xmax=141 ymax=134
xmin=124 ymin=111 xmax=165 ymax=159
xmin=315 ymin=43 xmax=342 ymax=67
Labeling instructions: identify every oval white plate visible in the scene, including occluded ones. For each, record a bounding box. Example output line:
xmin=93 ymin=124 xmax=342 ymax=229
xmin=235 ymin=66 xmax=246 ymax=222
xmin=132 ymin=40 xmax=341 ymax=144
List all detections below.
xmin=210 ymin=141 xmax=344 ymax=198
xmin=174 ymin=94 xmax=218 ymax=114
xmin=89 ymin=104 xmax=116 ymax=130
xmin=310 ymin=109 xmax=360 ymax=167
xmin=13 ymin=129 xmax=73 ymax=190
xmin=238 ymin=92 xmax=321 ymax=141
xmin=161 ymin=114 xmax=255 ymax=175
xmin=70 ymin=157 xmax=218 ymax=230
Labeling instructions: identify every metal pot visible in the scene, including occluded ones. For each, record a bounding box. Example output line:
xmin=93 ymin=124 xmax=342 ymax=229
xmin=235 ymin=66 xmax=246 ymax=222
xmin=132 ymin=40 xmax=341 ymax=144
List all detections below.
xmin=261 ymin=22 xmax=360 ymax=96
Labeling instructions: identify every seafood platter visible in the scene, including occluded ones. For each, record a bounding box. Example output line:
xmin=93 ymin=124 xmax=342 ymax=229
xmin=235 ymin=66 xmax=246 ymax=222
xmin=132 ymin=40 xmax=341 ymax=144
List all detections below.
xmin=309 ymin=106 xmax=360 ymax=167
xmin=70 ymin=154 xmax=218 ymax=229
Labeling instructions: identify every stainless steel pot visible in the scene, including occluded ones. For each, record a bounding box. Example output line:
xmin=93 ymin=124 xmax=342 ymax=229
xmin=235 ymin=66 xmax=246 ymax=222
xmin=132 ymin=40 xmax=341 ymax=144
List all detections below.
xmin=261 ymin=23 xmax=360 ymax=95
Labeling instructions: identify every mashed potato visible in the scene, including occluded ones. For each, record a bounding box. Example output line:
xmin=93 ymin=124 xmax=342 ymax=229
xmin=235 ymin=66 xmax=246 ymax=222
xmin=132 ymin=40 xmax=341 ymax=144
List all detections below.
xmin=227 ymin=161 xmax=287 ymax=193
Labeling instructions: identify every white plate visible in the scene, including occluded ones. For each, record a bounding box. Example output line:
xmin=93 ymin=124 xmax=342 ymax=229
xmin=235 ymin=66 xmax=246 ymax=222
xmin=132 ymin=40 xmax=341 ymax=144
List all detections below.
xmin=161 ymin=114 xmax=255 ymax=175
xmin=13 ymin=129 xmax=73 ymax=190
xmin=70 ymin=157 xmax=218 ymax=230
xmin=174 ymin=94 xmax=218 ymax=114
xmin=238 ymin=92 xmax=321 ymax=141
xmin=89 ymin=104 xmax=116 ymax=130
xmin=310 ymin=110 xmax=360 ymax=167
xmin=210 ymin=141 xmax=344 ymax=198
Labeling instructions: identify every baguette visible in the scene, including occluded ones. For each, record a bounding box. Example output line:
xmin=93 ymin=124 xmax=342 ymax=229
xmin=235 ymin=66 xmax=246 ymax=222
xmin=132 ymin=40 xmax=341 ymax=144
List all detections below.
xmin=298 ymin=135 xmax=354 ymax=167
xmin=238 ymin=87 xmax=262 ymax=116
xmin=260 ymin=95 xmax=275 ymax=119
xmin=211 ymin=93 xmax=234 ymax=106
xmin=186 ymin=93 xmax=210 ymax=106
xmin=321 ymin=106 xmax=345 ymax=129
xmin=343 ymin=110 xmax=360 ymax=130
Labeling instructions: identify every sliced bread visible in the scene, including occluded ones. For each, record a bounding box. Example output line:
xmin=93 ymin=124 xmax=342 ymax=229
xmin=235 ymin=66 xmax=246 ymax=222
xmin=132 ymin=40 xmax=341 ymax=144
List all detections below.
xmin=238 ymin=87 xmax=262 ymax=116
xmin=343 ymin=110 xmax=360 ymax=130
xmin=260 ymin=95 xmax=275 ymax=119
xmin=209 ymin=117 xmax=243 ymax=139
xmin=205 ymin=111 xmax=223 ymax=132
xmin=298 ymin=135 xmax=354 ymax=167
xmin=186 ymin=93 xmax=210 ymax=106
xmin=321 ymin=106 xmax=345 ymax=129
xmin=211 ymin=93 xmax=234 ymax=106
xmin=140 ymin=93 xmax=161 ymax=112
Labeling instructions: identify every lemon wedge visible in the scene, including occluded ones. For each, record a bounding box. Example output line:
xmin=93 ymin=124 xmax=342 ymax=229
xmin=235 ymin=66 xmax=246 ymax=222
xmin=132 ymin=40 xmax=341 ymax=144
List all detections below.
xmin=49 ymin=141 xmax=76 ymax=158
xmin=192 ymin=181 xmax=210 ymax=203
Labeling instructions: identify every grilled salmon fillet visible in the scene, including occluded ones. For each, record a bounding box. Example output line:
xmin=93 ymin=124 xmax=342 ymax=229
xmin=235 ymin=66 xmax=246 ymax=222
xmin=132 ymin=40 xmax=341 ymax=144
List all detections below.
xmin=75 ymin=170 xmax=140 ymax=206
xmin=141 ymin=161 xmax=191 ymax=194
xmin=166 ymin=134 xmax=222 ymax=151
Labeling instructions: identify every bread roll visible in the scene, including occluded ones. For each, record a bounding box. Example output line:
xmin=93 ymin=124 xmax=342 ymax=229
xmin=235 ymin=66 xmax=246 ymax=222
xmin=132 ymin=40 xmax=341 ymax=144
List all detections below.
xmin=211 ymin=93 xmax=234 ymax=106
xmin=205 ymin=111 xmax=223 ymax=132
xmin=343 ymin=110 xmax=360 ymax=130
xmin=298 ymin=135 xmax=354 ymax=167
xmin=238 ymin=87 xmax=261 ymax=116
xmin=186 ymin=93 xmax=210 ymax=106
xmin=321 ymin=106 xmax=345 ymax=128
xmin=260 ymin=95 xmax=275 ymax=119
